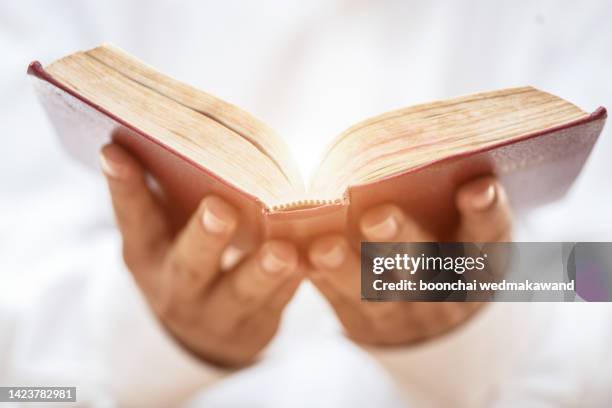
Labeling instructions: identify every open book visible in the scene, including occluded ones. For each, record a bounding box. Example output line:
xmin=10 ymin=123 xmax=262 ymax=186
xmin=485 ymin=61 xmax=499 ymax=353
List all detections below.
xmin=29 ymin=44 xmax=607 ymax=247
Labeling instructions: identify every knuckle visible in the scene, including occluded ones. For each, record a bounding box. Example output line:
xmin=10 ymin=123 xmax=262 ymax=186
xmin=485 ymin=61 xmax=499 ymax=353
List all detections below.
xmin=153 ymin=276 xmax=199 ymax=325
xmin=168 ymin=254 xmax=204 ymax=286
xmin=230 ymin=277 xmax=258 ymax=306
xmin=155 ymin=290 xmax=200 ymax=327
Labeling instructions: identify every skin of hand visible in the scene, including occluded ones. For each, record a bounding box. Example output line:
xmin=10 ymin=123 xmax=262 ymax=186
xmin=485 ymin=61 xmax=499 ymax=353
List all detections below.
xmin=100 ymin=143 xmax=303 ymax=367
xmin=307 ymin=176 xmax=512 ymax=346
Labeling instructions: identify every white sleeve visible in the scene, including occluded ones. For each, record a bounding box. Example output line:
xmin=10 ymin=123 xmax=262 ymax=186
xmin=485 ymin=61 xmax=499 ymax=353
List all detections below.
xmin=367 ymin=303 xmax=612 ymax=408
xmin=0 ymin=238 xmax=226 ymax=407
xmin=365 ymin=303 xmax=529 ymax=407
xmin=488 ymin=303 xmax=612 ymax=407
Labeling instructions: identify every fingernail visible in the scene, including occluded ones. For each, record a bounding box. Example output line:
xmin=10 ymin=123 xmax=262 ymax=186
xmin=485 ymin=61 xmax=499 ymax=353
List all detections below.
xmin=202 ymin=197 xmax=235 ymax=234
xmin=312 ymin=241 xmax=345 ymax=268
xmin=99 ymin=151 xmax=121 ymax=178
xmin=361 ymin=211 xmax=399 ymax=240
xmin=470 ymin=183 xmax=496 ymax=211
xmin=260 ymin=242 xmax=296 ymax=275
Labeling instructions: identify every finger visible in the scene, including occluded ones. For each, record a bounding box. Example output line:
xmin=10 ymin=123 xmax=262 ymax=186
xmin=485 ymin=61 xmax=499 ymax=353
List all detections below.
xmin=309 ymin=272 xmax=345 ymax=305
xmin=308 ymin=235 xmax=361 ymax=300
xmin=238 ymin=274 xmax=303 ymax=342
xmin=455 ymin=177 xmax=512 ymax=242
xmin=204 ymin=240 xmax=299 ymax=319
xmin=263 ymin=274 xmax=303 ymax=313
xmin=229 ymin=275 xmax=303 ymax=365
xmin=100 ymin=144 xmax=170 ymax=272
xmin=308 ymin=235 xmax=395 ymax=340
xmin=164 ymin=195 xmax=239 ymax=296
xmin=360 ymin=204 xmax=435 ymax=242
xmin=309 ymin=273 xmax=372 ymax=338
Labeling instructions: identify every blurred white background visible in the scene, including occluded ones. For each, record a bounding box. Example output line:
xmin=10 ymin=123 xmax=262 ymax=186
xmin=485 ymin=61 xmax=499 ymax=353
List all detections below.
xmin=1 ymin=1 xmax=611 ymax=406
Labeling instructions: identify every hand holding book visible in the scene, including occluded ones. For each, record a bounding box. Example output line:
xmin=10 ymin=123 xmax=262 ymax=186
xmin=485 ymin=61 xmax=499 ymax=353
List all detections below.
xmin=100 ymin=144 xmax=303 ymax=367
xmin=100 ymin=142 xmax=512 ymax=364
xmin=30 ymin=44 xmax=606 ymax=364
xmin=308 ymin=177 xmax=511 ymax=345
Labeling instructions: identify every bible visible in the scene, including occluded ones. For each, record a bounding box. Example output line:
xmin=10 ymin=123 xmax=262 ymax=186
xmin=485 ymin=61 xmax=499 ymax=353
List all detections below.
xmin=29 ymin=44 xmax=607 ymax=248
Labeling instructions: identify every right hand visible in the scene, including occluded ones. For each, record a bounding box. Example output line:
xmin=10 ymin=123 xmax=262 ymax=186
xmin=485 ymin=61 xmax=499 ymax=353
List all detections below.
xmin=100 ymin=143 xmax=303 ymax=367
xmin=308 ymin=177 xmax=512 ymax=345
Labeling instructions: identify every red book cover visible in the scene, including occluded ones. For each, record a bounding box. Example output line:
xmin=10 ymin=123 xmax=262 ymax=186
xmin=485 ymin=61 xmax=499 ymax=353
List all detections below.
xmin=28 ymin=61 xmax=607 ymax=248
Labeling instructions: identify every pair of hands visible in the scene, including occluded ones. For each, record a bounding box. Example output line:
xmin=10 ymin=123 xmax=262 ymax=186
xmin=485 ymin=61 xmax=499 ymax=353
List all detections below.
xmin=100 ymin=143 xmax=512 ymax=367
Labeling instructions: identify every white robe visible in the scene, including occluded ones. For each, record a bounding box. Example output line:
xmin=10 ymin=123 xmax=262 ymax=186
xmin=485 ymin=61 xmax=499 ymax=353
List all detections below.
xmin=1 ymin=1 xmax=611 ymax=406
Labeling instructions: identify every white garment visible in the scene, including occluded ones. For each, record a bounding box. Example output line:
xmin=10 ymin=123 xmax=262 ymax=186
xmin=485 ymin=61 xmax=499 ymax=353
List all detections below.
xmin=1 ymin=1 xmax=611 ymax=406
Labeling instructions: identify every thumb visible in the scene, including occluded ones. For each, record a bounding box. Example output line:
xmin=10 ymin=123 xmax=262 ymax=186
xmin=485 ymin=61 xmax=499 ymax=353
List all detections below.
xmin=100 ymin=143 xmax=170 ymax=273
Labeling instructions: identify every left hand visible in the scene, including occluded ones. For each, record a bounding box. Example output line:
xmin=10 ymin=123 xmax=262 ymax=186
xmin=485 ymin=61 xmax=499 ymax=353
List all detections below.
xmin=100 ymin=143 xmax=302 ymax=367
xmin=307 ymin=176 xmax=512 ymax=346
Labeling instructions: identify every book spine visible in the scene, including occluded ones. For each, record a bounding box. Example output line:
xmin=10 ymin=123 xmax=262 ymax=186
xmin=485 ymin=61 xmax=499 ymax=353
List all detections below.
xmin=264 ymin=200 xmax=350 ymax=245
xmin=270 ymin=198 xmax=344 ymax=212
